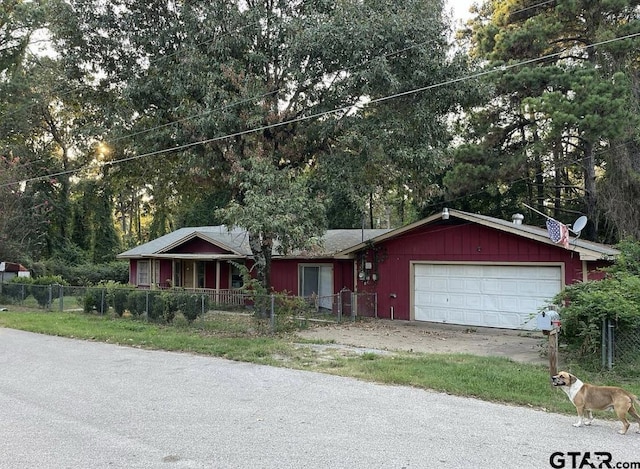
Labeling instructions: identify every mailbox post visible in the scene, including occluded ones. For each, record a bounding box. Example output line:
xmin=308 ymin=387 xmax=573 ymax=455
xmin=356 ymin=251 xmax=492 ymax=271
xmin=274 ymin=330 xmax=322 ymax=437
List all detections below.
xmin=537 ymin=308 xmax=561 ymax=376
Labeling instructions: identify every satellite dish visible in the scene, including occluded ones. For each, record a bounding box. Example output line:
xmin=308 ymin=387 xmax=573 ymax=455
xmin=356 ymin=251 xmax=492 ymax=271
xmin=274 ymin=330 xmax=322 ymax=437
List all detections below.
xmin=570 ymin=216 xmax=588 ymax=235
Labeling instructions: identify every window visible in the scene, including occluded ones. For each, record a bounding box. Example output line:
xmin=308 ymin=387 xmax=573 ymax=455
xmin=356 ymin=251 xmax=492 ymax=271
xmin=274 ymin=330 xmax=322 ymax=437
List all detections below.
xmin=152 ymin=260 xmax=160 ymax=286
xmin=174 ymin=261 xmax=182 ymax=287
xmin=299 ymin=264 xmax=333 ymax=309
xmin=197 ymin=261 xmax=205 ymax=288
xmin=230 ymin=264 xmax=243 ymax=289
xmin=137 ymin=260 xmax=150 ymax=286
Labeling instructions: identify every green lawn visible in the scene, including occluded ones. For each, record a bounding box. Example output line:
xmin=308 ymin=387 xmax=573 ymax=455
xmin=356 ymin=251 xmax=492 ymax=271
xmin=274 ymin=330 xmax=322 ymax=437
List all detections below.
xmin=0 ymin=310 xmax=635 ymax=418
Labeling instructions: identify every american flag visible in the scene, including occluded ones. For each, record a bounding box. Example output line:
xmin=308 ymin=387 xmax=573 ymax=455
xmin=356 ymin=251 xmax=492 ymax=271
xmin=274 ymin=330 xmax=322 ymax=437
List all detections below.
xmin=546 ymin=219 xmax=569 ymax=248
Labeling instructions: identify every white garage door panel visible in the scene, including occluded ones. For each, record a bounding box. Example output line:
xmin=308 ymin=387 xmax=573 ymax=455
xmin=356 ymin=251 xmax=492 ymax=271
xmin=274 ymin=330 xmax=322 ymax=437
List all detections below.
xmin=414 ymin=264 xmax=562 ymax=330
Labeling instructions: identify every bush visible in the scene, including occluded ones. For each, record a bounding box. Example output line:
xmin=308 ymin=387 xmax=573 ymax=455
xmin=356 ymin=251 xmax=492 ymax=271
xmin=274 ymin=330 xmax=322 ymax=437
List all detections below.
xmin=273 ymin=292 xmax=312 ymax=332
xmin=147 ymin=292 xmax=168 ymax=322
xmin=83 ymin=287 xmax=105 ymax=314
xmin=102 ymin=282 xmax=130 ymax=317
xmin=173 ymin=292 xmax=207 ymax=323
xmin=126 ymin=290 xmax=149 ymax=317
xmin=553 ymin=240 xmax=640 ymax=361
xmin=554 ymin=273 xmax=640 ymax=356
xmin=45 ymin=260 xmax=129 ymax=286
xmin=1 ymin=281 xmax=28 ymax=303
xmin=30 ymin=276 xmax=67 ymax=309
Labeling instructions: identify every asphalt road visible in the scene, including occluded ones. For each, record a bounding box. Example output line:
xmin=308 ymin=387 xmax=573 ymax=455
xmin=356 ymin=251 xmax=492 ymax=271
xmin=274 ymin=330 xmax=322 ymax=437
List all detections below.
xmin=1 ymin=328 xmax=638 ymax=469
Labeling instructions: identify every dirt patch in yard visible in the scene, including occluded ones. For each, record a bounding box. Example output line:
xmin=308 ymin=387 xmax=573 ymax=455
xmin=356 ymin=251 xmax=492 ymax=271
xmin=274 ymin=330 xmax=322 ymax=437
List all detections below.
xmin=295 ymin=319 xmax=551 ymax=366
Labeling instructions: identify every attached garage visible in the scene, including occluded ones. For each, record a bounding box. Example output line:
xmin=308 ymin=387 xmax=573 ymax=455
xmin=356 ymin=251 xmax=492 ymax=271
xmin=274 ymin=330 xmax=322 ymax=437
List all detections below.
xmin=412 ymin=263 xmax=563 ymax=330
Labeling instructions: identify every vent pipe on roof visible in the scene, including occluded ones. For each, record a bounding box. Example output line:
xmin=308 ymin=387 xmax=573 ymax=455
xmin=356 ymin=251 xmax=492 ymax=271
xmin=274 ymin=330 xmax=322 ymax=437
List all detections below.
xmin=512 ymin=213 xmax=524 ymax=225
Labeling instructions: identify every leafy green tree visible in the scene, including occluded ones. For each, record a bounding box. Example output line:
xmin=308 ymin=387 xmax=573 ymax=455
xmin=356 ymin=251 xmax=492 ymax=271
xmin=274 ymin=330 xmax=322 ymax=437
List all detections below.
xmin=450 ymin=0 xmax=640 ymax=240
xmin=219 ymin=158 xmax=326 ymax=289
xmin=0 ymin=0 xmax=42 ymax=74
xmin=0 ymin=154 xmax=51 ymax=262
xmin=91 ymin=184 xmax=121 ymax=263
xmin=50 ymin=0 xmax=466 ymax=288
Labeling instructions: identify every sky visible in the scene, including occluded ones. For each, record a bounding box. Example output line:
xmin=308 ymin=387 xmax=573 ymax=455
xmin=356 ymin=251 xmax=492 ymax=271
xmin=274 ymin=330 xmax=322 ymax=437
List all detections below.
xmin=447 ymin=0 xmax=476 ymax=22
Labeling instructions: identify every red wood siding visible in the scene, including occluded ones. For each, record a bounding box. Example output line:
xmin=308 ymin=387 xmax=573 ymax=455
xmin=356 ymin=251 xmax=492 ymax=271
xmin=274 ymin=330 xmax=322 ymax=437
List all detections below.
xmin=129 ymin=260 xmax=136 ymax=285
xmin=269 ymin=259 xmax=356 ymax=295
xmin=362 ymin=222 xmax=599 ymax=321
xmin=168 ymin=237 xmax=231 ymax=254
xmin=270 ymin=259 xmax=299 ymax=293
xmin=334 ymin=260 xmax=356 ymax=292
xmin=159 ymin=260 xmax=172 ymax=287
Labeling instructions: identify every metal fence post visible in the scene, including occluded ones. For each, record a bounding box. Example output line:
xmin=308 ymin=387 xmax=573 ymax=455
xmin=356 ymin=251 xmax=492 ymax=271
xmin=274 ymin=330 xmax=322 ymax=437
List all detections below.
xmin=337 ymin=291 xmax=342 ymax=323
xmin=144 ymin=290 xmax=149 ymax=321
xmin=602 ymin=318 xmax=607 ymax=370
xmin=48 ymin=284 xmax=52 ymax=311
xmin=59 ymin=285 xmax=64 ymax=312
xmin=374 ymin=293 xmax=378 ymax=319
xmin=351 ymin=292 xmax=356 ymax=322
xmin=270 ymin=294 xmax=275 ymax=332
xmin=607 ymin=319 xmax=614 ymax=370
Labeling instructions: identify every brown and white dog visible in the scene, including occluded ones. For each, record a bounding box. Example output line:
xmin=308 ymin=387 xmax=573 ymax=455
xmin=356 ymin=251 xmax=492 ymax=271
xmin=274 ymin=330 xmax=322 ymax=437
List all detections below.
xmin=551 ymin=371 xmax=640 ymax=434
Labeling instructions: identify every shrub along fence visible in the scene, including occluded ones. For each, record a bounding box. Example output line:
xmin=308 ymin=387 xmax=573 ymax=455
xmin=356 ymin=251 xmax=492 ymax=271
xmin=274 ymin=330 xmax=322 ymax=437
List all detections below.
xmin=0 ymin=282 xmax=377 ymax=332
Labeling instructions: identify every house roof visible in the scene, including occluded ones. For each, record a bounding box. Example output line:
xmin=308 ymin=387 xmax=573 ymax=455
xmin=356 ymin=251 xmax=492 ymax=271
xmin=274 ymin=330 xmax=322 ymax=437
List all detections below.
xmin=117 ymin=226 xmax=392 ymax=260
xmin=335 ymin=209 xmax=619 ymax=262
xmin=0 ymin=262 xmax=29 ymax=272
xmin=118 ymin=210 xmax=619 ymax=263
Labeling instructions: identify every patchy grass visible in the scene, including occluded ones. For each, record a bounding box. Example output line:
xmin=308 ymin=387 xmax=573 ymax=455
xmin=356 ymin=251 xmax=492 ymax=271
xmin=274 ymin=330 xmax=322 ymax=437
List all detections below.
xmin=0 ymin=310 xmax=636 ymax=418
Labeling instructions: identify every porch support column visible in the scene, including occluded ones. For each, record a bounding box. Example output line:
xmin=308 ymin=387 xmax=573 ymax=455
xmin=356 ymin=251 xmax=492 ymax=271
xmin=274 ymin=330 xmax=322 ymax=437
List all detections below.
xmin=215 ymin=260 xmax=221 ymax=303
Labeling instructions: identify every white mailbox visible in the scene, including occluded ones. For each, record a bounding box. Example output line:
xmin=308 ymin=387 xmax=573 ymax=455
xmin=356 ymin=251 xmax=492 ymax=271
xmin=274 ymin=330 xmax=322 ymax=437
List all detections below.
xmin=537 ymin=308 xmax=561 ymax=333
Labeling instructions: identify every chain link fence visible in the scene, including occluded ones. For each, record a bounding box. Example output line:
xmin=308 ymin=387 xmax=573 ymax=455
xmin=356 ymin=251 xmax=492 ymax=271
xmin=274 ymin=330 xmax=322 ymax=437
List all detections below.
xmin=0 ymin=283 xmax=377 ymax=333
xmin=602 ymin=319 xmax=640 ymax=377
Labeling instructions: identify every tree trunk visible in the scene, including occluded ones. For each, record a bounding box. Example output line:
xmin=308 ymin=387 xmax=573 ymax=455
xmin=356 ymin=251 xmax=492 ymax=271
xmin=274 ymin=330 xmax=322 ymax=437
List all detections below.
xmin=250 ymin=232 xmax=273 ymax=282
xmin=582 ymin=140 xmax=597 ymax=240
xmin=248 ymin=231 xmax=272 ymax=317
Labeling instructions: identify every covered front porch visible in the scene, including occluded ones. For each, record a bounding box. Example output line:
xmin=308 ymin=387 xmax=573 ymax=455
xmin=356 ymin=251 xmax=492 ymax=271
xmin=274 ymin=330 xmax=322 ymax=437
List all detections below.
xmin=135 ymin=254 xmax=246 ymax=293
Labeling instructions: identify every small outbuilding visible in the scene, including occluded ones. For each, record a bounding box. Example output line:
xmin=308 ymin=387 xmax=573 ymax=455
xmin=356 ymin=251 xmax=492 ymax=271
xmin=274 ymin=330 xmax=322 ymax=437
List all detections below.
xmin=0 ymin=262 xmax=31 ymax=282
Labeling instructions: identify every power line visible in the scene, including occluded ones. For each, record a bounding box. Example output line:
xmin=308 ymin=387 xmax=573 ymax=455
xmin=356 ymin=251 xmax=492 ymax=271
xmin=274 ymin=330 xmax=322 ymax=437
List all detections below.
xmin=2 ymin=38 xmax=441 ymax=178
xmin=107 ymin=39 xmax=438 ymax=145
xmin=2 ymin=30 xmax=640 ymax=189
xmin=0 ymin=0 xmax=577 ymax=147
xmin=59 ymin=0 xmax=602 ymax=148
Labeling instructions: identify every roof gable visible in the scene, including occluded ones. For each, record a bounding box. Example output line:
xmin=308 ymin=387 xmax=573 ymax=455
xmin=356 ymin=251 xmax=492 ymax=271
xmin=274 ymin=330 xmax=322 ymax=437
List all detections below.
xmin=336 ymin=209 xmax=619 ymax=261
xmin=117 ymin=226 xmax=251 ymax=259
xmin=117 ymin=226 xmax=392 ymax=259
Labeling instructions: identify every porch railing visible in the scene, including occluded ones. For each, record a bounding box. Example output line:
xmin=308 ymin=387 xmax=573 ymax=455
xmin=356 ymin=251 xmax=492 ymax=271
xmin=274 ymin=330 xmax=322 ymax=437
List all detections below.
xmin=188 ymin=288 xmax=248 ymax=306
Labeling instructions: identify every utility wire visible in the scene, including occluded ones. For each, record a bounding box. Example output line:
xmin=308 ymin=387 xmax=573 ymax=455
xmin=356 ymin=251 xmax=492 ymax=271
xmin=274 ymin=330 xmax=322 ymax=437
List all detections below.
xmin=2 ymin=37 xmax=440 ymax=176
xmin=107 ymin=39 xmax=438 ymax=144
xmin=2 ymin=30 xmax=640 ymax=189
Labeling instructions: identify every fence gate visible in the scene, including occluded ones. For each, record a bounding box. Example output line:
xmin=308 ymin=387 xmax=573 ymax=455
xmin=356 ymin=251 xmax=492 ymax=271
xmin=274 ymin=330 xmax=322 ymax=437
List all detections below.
xmin=340 ymin=289 xmax=352 ymax=320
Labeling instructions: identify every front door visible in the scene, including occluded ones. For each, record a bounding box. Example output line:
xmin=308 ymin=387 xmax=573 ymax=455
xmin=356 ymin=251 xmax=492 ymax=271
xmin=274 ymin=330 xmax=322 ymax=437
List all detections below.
xmin=183 ymin=261 xmax=195 ymax=288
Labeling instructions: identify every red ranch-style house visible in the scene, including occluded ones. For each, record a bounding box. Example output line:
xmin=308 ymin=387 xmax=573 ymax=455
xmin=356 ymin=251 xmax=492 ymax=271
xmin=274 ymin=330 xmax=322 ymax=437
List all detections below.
xmin=117 ymin=209 xmax=618 ymax=330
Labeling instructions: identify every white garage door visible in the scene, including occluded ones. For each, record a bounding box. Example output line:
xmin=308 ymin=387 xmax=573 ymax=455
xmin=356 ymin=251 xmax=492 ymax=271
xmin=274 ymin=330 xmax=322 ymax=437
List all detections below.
xmin=413 ymin=264 xmax=562 ymax=330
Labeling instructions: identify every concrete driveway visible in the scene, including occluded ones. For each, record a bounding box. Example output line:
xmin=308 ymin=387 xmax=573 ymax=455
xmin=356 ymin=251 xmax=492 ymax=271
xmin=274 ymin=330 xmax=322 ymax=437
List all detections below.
xmin=1 ymin=328 xmax=638 ymax=469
